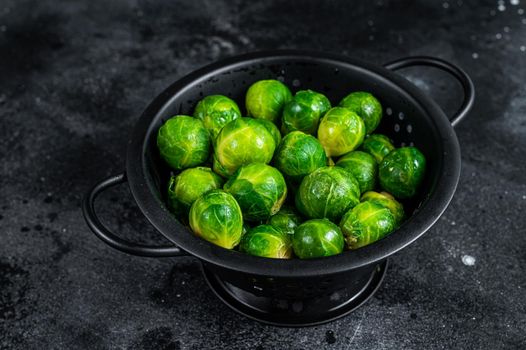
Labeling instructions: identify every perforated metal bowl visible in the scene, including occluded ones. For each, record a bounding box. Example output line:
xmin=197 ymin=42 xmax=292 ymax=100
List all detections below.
xmin=83 ymin=50 xmax=474 ymax=326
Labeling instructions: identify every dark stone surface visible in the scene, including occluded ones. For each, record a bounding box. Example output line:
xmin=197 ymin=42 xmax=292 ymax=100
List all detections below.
xmin=1 ymin=0 xmax=525 ymax=349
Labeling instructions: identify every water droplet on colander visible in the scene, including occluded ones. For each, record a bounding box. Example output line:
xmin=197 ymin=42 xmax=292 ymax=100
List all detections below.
xmin=496 ymin=33 xmax=502 ymax=39
xmin=386 ymin=107 xmax=393 ymax=115
xmin=518 ymin=8 xmax=524 ymax=14
xmin=503 ymin=26 xmax=510 ymax=32
xmin=520 ymin=45 xmax=526 ymax=52
xmin=510 ymin=0 xmax=519 ymax=5
xmin=394 ymin=124 xmax=400 ymax=132
xmin=442 ymin=2 xmax=449 ymax=9
xmin=498 ymin=4 xmax=506 ymax=11
xmin=277 ymin=76 xmax=285 ymax=82
xmin=407 ymin=124 xmax=413 ymax=133
xmin=472 ymin=52 xmax=479 ymax=59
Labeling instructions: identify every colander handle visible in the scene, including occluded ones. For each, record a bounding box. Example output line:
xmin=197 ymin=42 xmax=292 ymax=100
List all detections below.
xmin=384 ymin=56 xmax=475 ymax=127
xmin=82 ymin=172 xmax=189 ymax=257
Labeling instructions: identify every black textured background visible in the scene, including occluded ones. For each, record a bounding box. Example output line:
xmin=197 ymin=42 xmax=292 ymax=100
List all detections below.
xmin=1 ymin=0 xmax=525 ymax=349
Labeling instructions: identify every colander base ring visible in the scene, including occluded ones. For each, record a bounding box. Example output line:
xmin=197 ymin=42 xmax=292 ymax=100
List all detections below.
xmin=202 ymin=260 xmax=388 ymax=327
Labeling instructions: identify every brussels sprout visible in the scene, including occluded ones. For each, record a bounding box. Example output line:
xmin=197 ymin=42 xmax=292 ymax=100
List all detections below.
xmin=281 ymin=90 xmax=331 ymax=135
xmin=245 ymin=79 xmax=292 ymax=122
xmin=295 ymin=166 xmax=360 ymax=222
xmin=254 ymin=118 xmax=282 ymax=146
xmin=214 ymin=117 xmax=277 ymax=176
xmin=379 ymin=147 xmax=426 ymax=199
xmin=189 ymin=190 xmax=243 ymax=249
xmin=274 ymin=131 xmax=327 ymax=183
xmin=268 ymin=206 xmax=302 ymax=235
xmin=224 ymin=163 xmax=287 ymax=221
xmin=157 ymin=116 xmax=210 ymax=170
xmin=339 ymin=92 xmax=382 ymax=134
xmin=361 ymin=191 xmax=405 ymax=226
xmin=317 ymin=107 xmax=366 ymax=157
xmin=339 ymin=201 xmax=396 ymax=249
xmin=292 ymin=219 xmax=344 ymax=259
xmin=240 ymin=224 xmax=292 ymax=259
xmin=361 ymin=134 xmax=395 ymax=163
xmin=167 ymin=167 xmax=224 ymax=215
xmin=336 ymin=151 xmax=377 ymax=193
xmin=193 ymin=95 xmax=242 ymax=138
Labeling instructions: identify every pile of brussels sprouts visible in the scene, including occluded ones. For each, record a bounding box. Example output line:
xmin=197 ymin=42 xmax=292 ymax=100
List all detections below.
xmin=157 ymin=79 xmax=426 ymax=259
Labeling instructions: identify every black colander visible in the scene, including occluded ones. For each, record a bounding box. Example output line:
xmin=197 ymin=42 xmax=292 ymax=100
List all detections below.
xmin=82 ymin=50 xmax=474 ymax=326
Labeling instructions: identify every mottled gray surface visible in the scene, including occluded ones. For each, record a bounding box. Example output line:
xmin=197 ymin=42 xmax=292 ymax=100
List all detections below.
xmin=1 ymin=0 xmax=525 ymax=349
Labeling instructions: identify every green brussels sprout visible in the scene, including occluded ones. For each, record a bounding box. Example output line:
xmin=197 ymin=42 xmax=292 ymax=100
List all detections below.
xmin=245 ymin=79 xmax=292 ymax=122
xmin=189 ymin=190 xmax=243 ymax=249
xmin=214 ymin=117 xmax=277 ymax=176
xmin=224 ymin=163 xmax=287 ymax=221
xmin=317 ymin=107 xmax=366 ymax=157
xmin=193 ymin=95 xmax=242 ymax=139
xmin=273 ymin=131 xmax=327 ymax=183
xmin=295 ymin=166 xmax=360 ymax=222
xmin=254 ymin=118 xmax=282 ymax=146
xmin=340 ymin=201 xmax=396 ymax=249
xmin=339 ymin=92 xmax=383 ymax=134
xmin=240 ymin=224 xmax=292 ymax=259
xmin=361 ymin=134 xmax=395 ymax=163
xmin=281 ymin=90 xmax=331 ymax=135
xmin=379 ymin=147 xmax=426 ymax=199
xmin=361 ymin=191 xmax=405 ymax=226
xmin=167 ymin=167 xmax=224 ymax=215
xmin=157 ymin=116 xmax=210 ymax=170
xmin=268 ymin=206 xmax=302 ymax=235
xmin=292 ymin=219 xmax=344 ymax=259
xmin=336 ymin=151 xmax=377 ymax=193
